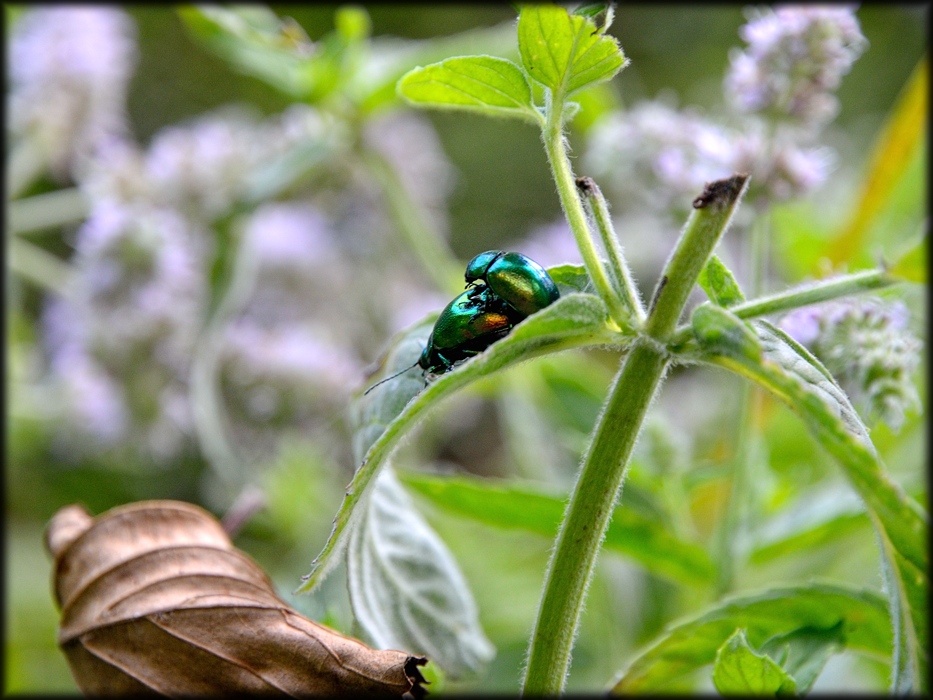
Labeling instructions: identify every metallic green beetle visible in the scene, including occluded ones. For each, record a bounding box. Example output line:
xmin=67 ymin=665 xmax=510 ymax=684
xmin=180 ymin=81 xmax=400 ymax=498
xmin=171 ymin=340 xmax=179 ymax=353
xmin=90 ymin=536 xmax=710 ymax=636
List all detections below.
xmin=364 ymin=286 xmax=513 ymax=394
xmin=418 ymin=286 xmax=513 ymax=374
xmin=464 ymin=250 xmax=560 ymax=319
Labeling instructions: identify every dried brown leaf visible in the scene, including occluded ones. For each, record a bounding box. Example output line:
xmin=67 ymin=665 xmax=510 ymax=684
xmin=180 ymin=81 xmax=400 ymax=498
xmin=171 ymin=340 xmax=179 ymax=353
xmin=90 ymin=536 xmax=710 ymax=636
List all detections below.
xmin=45 ymin=500 xmax=428 ymax=697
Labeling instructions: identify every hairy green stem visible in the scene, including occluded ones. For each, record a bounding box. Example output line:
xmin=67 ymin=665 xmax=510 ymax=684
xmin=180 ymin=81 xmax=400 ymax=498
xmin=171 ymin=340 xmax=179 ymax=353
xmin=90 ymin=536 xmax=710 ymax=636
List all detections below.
xmin=522 ymin=175 xmax=749 ymax=695
xmin=541 ymin=95 xmax=630 ymax=329
xmin=576 ymin=176 xmax=645 ymax=323
xmin=523 ymin=340 xmax=667 ymax=694
xmin=647 ymin=176 xmax=750 ymax=339
xmin=668 ymin=268 xmax=896 ymax=348
xmin=362 ymin=147 xmax=462 ymax=296
xmin=8 ymin=188 xmax=89 ymax=235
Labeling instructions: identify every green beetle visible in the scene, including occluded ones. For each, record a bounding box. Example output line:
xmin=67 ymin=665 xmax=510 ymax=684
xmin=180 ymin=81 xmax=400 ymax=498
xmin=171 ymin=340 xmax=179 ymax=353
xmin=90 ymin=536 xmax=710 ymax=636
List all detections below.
xmin=418 ymin=285 xmax=513 ymax=374
xmin=364 ymin=286 xmax=513 ymax=394
xmin=464 ymin=250 xmax=560 ymax=319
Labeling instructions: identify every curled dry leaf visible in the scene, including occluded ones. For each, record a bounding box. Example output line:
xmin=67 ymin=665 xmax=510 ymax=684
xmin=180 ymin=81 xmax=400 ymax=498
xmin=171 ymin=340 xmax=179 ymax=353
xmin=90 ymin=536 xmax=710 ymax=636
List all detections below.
xmin=45 ymin=500 xmax=428 ymax=697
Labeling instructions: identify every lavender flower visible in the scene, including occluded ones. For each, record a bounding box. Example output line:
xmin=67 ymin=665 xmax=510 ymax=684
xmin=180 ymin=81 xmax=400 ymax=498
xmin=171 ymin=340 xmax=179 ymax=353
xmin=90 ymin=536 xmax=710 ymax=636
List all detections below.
xmin=40 ymin=200 xmax=208 ymax=461
xmin=585 ymin=97 xmax=837 ymax=212
xmin=584 ymin=98 xmax=735 ymax=216
xmin=219 ymin=320 xmax=363 ymax=457
xmin=725 ymin=6 xmax=868 ymax=128
xmin=780 ymin=297 xmax=923 ymax=431
xmin=729 ymin=122 xmax=835 ymax=202
xmin=364 ymin=112 xmax=455 ymax=237
xmin=8 ymin=6 xmax=138 ymax=177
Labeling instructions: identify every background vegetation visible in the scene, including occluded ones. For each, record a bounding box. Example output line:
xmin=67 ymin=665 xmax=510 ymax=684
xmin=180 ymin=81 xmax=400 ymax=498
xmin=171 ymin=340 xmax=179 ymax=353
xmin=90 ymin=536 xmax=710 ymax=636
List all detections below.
xmin=6 ymin=4 xmax=926 ymax=694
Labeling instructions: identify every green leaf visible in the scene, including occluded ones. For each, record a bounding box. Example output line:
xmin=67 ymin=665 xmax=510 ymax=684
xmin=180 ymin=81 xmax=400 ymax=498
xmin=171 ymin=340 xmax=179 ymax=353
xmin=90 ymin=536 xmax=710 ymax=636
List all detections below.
xmin=691 ymin=303 xmax=762 ymax=363
xmin=546 ymin=263 xmax=592 ymax=295
xmin=298 ymin=293 xmax=619 ymax=593
xmin=760 ymin=621 xmax=846 ymax=693
xmin=749 ymin=487 xmax=870 ymax=565
xmin=398 ymin=55 xmax=540 ymax=122
xmin=358 ymin=22 xmax=520 ymax=114
xmin=698 ymin=320 xmax=928 ymax=688
xmin=610 ymin=583 xmax=891 ymax=693
xmin=399 ymin=472 xmax=715 ymax=586
xmin=178 ymin=5 xmax=358 ymax=101
xmin=178 ymin=6 xmax=318 ymax=97
xmin=698 ymin=254 xmax=745 ymax=307
xmin=517 ymin=3 xmax=626 ymax=98
xmin=713 ymin=629 xmax=797 ymax=696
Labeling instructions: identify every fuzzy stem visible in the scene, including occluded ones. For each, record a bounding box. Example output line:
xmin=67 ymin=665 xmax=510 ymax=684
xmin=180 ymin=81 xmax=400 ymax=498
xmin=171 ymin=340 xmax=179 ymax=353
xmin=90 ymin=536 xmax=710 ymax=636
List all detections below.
xmin=576 ymin=176 xmax=646 ymax=323
xmin=541 ymin=94 xmax=631 ymax=329
xmin=189 ymin=226 xmax=259 ymax=497
xmin=522 ymin=175 xmax=749 ymax=695
xmin=668 ymin=268 xmax=896 ymax=348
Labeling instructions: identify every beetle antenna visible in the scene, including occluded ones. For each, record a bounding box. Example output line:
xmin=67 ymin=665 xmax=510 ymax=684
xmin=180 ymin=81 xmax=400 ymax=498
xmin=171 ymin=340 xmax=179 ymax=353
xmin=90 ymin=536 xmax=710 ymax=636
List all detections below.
xmin=363 ymin=359 xmax=420 ymax=396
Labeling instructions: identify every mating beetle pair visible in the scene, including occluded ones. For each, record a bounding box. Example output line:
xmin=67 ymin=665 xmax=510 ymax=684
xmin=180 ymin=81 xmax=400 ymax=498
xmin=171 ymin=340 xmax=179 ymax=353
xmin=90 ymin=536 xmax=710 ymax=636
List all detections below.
xmin=365 ymin=251 xmax=560 ymax=394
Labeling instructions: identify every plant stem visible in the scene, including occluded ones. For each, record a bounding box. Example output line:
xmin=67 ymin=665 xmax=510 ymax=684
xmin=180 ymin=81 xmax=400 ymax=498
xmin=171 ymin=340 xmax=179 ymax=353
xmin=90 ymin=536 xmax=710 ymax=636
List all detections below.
xmin=8 ymin=237 xmax=75 ymax=297
xmin=667 ymin=268 xmax=895 ymax=348
xmin=576 ymin=176 xmax=645 ymax=323
xmin=362 ymin=146 xmax=462 ymax=296
xmin=541 ymin=95 xmax=631 ymax=329
xmin=646 ymin=176 xmax=750 ymax=339
xmin=714 ymin=211 xmax=769 ymax=595
xmin=523 ymin=339 xmax=667 ymax=694
xmin=189 ymin=225 xmax=259 ymax=499
xmin=8 ymin=187 xmax=89 ymax=235
xmin=522 ymin=175 xmax=749 ymax=695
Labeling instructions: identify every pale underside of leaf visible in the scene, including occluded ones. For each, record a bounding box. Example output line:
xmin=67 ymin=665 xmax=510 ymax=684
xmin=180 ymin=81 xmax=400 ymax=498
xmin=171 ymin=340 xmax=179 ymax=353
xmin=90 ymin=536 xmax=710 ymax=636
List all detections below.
xmin=347 ymin=469 xmax=494 ymax=678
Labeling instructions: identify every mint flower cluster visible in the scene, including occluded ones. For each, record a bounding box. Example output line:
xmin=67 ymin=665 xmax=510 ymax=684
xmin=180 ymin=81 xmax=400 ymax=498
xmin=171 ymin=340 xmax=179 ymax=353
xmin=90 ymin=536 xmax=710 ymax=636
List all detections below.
xmin=8 ymin=6 xmax=137 ymax=178
xmin=9 ymin=6 xmax=460 ymax=467
xmin=725 ymin=6 xmax=869 ymax=128
xmin=584 ymin=6 xmax=865 ymax=213
xmin=780 ymin=298 xmax=922 ymax=432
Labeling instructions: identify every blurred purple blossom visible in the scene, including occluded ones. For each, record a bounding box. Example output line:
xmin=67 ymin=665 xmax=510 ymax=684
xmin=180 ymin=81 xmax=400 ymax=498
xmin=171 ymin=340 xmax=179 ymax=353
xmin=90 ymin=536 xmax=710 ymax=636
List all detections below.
xmin=515 ymin=220 xmax=583 ymax=269
xmin=585 ymin=97 xmax=837 ymax=212
xmin=584 ymin=98 xmax=735 ymax=215
xmin=724 ymin=6 xmax=867 ymax=127
xmin=40 ymin=201 xmax=208 ymax=461
xmin=8 ymin=6 xmax=138 ymax=176
xmin=364 ymin=112 xmax=455 ymax=237
xmin=243 ymin=202 xmax=339 ymax=271
xmin=780 ymin=297 xmax=922 ymax=431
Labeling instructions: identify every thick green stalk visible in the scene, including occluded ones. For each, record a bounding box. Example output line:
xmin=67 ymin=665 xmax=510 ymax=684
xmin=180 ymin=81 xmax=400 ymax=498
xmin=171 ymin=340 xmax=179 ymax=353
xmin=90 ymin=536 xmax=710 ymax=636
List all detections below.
xmin=522 ymin=339 xmax=667 ymax=694
xmin=522 ymin=175 xmax=750 ymax=695
xmin=541 ymin=99 xmax=630 ymax=329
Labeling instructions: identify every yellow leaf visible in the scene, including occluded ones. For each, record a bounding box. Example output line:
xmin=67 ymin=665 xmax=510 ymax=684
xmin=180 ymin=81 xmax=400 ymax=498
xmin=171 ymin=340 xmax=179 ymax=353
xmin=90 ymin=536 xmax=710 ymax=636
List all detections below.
xmin=826 ymin=55 xmax=927 ymax=266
